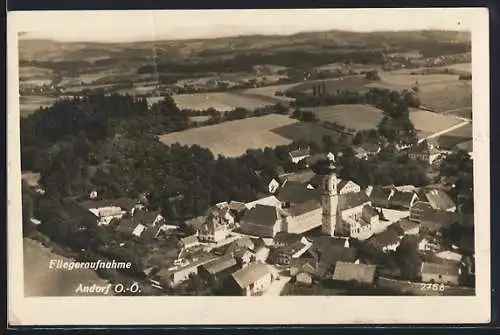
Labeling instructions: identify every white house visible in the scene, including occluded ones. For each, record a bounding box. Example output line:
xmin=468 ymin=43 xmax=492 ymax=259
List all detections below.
xmin=288 ymin=148 xmax=311 ymax=164
xmin=229 ymin=262 xmax=273 ymax=296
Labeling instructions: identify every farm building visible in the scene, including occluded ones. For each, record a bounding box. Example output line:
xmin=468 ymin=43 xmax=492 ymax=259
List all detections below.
xmin=198 ymin=255 xmax=240 ymax=289
xmin=238 ymin=204 xmax=287 ymax=238
xmin=226 ymin=262 xmax=273 ymax=296
xmin=367 ymin=229 xmax=401 ymax=252
xmin=409 ymin=201 xmax=458 ymax=232
xmin=416 ymin=188 xmax=457 ymax=212
xmin=78 ymin=197 xmax=137 ymax=226
xmin=407 ymin=141 xmax=441 ymax=165
xmin=156 ymin=255 xmax=216 ymax=287
xmin=289 ymin=147 xmax=311 ymax=164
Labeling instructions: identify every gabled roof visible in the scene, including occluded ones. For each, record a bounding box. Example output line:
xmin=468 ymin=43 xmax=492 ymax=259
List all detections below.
xmin=310 ymin=235 xmax=349 ymax=250
xmin=279 ymin=241 xmax=307 ymax=256
xmin=417 ymin=188 xmax=456 ymax=211
xmin=240 ymin=204 xmax=282 ymax=227
xmin=79 ymin=197 xmax=136 ymax=211
xmin=410 ymin=201 xmax=458 ymax=230
xmin=116 ymin=218 xmax=139 ymax=235
xmin=231 ymin=262 xmax=271 ymax=288
xmin=235 ymin=236 xmax=255 ymax=250
xmin=362 ymin=205 xmax=379 ymax=221
xmin=408 ymin=141 xmax=430 ymax=155
xmin=282 ymin=170 xmax=316 ymax=184
xmin=134 ymin=210 xmax=160 ymax=226
xmin=274 ymin=232 xmax=302 ymax=245
xmin=200 ymin=255 xmax=237 ymax=274
xmin=421 ymin=262 xmax=460 ymax=276
xmin=245 ymin=196 xmax=282 ymax=209
xmin=181 ymin=235 xmax=199 ymax=246
xmin=398 ymin=218 xmax=420 ymax=232
xmin=368 ymin=186 xmax=392 ymax=206
xmin=369 ymin=229 xmax=401 ymax=246
xmin=338 ymin=191 xmax=370 ymax=211
xmin=285 ymin=199 xmax=322 ymax=216
xmin=228 ymin=201 xmax=247 ymax=212
xmin=332 ymin=261 xmax=376 ymax=284
xmin=276 ymin=181 xmax=321 ymax=204
xmin=389 ymin=190 xmax=415 ymax=208
xmin=289 ymin=148 xmax=311 ymax=159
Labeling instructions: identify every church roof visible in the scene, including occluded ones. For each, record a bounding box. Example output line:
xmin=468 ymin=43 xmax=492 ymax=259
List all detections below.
xmin=276 ymin=181 xmax=320 ymax=204
xmin=338 ymin=191 xmax=370 ymax=211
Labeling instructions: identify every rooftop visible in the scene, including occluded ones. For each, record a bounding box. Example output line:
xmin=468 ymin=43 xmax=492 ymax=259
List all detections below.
xmin=79 ymin=197 xmax=136 ymax=211
xmin=338 ymin=191 xmax=370 ymax=211
xmin=201 ymin=255 xmax=237 ymax=274
xmin=285 ymin=198 xmax=322 ymax=216
xmin=369 ymin=229 xmax=401 ymax=246
xmin=417 ymin=188 xmax=456 ymax=211
xmin=231 ymin=262 xmax=271 ymax=288
xmin=240 ymin=204 xmax=283 ymax=227
xmin=276 ymin=181 xmax=321 ymax=204
xmin=133 ymin=210 xmax=160 ymax=226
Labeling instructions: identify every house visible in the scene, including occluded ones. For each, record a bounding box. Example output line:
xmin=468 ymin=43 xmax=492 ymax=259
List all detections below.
xmin=289 ymin=147 xmax=311 ymax=164
xmin=245 ymin=196 xmax=282 ymax=210
xmin=238 ymin=204 xmax=288 ymax=238
xmin=273 ymin=232 xmax=302 ymax=248
xmin=331 ymin=261 xmax=377 ymax=285
xmin=305 ymin=240 xmax=358 ymax=278
xmin=410 ymin=201 xmax=458 ymax=232
xmin=367 ymin=229 xmax=401 ymax=252
xmin=388 ymin=190 xmax=418 ymax=210
xmin=198 ymin=255 xmax=240 ymax=289
xmin=78 ymin=198 xmax=134 ymax=225
xmin=304 ymin=152 xmax=335 ymax=167
xmin=250 ymin=238 xmax=270 ymax=263
xmin=294 ymin=262 xmax=317 ymax=285
xmin=267 ymin=178 xmax=281 ymax=194
xmin=272 ymin=240 xmax=312 ymax=266
xmin=226 ymin=262 xmax=273 ymax=296
xmin=407 ymin=141 xmax=441 ymax=164
xmin=354 ymin=143 xmax=380 ymax=160
xmin=116 ymin=218 xmax=147 ymax=238
xmin=393 ymin=218 xmax=420 ymax=236
xmin=416 ymin=188 xmax=457 ymax=212
xmin=421 ymin=261 xmax=461 ymax=285
xmin=197 ymin=207 xmax=233 ymax=243
xmin=156 ymin=255 xmax=216 ymax=287
xmin=235 ymin=236 xmax=255 ymax=250
xmin=180 ymin=235 xmax=200 ymax=250
xmin=366 ymin=186 xmax=394 ymax=209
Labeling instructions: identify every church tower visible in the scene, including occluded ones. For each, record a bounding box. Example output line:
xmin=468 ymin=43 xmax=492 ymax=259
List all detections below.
xmin=321 ymin=158 xmax=339 ymax=237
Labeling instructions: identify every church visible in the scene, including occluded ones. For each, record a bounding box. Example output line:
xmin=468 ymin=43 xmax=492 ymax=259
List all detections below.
xmin=321 ymin=159 xmax=380 ymax=241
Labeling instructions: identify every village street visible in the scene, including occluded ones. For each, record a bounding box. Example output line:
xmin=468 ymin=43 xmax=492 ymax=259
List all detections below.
xmin=263 ymin=275 xmax=292 ymax=296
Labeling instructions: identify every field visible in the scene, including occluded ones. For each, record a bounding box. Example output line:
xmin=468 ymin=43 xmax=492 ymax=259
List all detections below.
xmin=158 ymin=114 xmax=299 ymax=157
xmin=438 ymin=62 xmax=472 ymax=74
xmin=307 ymin=104 xmax=384 ymax=131
xmin=170 ymin=92 xmax=275 ymax=112
xmin=19 ymin=95 xmax=58 ymax=117
xmin=409 ymin=108 xmax=464 ymax=139
xmin=271 ymin=122 xmax=347 ymax=144
xmin=24 ymin=238 xmax=112 ymax=296
xmin=366 ymin=72 xmax=460 ymax=90
xmin=242 ymin=83 xmax=298 ymax=102
xmin=418 ymin=81 xmax=472 ymax=113
xmin=444 ymin=107 xmax=472 ymax=120
xmin=435 ymin=122 xmax=473 ymax=149
xmin=290 ymin=75 xmax=372 ymax=94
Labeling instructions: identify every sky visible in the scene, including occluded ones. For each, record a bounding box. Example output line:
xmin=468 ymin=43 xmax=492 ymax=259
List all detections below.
xmin=13 ymin=8 xmax=477 ymax=42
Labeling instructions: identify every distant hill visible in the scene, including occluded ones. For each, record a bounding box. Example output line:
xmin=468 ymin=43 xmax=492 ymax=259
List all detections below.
xmin=18 ymin=29 xmax=471 ymax=62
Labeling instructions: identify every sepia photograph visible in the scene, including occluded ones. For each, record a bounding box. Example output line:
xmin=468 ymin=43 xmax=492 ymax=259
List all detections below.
xmin=8 ymin=8 xmax=490 ymax=325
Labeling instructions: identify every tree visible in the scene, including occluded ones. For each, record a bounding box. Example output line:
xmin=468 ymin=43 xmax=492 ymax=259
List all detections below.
xmin=395 ymin=236 xmax=422 ymax=280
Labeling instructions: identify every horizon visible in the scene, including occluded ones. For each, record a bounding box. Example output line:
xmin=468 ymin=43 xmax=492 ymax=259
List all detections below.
xmin=14 ymin=8 xmax=473 ymax=43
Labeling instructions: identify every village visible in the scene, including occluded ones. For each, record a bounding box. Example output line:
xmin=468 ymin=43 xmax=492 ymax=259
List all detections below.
xmin=49 ymin=140 xmax=475 ymax=297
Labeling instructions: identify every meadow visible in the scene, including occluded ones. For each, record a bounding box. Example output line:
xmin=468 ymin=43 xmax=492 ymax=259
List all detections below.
xmin=307 ymin=104 xmax=384 ymax=132
xmin=418 ymin=81 xmax=472 ymax=113
xmin=158 ymin=114 xmax=299 ymax=157
xmin=409 ymin=108 xmax=464 ymax=139
xmin=169 ymin=92 xmax=276 ymax=112
xmin=434 ymin=122 xmax=473 ymax=149
xmin=366 ymin=72 xmax=460 ymax=91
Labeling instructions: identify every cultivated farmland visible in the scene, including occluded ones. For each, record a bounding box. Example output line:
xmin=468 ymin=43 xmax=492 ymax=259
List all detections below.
xmin=169 ymin=92 xmax=275 ymax=112
xmin=418 ymin=81 xmax=472 ymax=113
xmin=409 ymin=108 xmax=464 ymax=139
xmin=307 ymin=104 xmax=384 ymax=131
xmin=158 ymin=114 xmax=299 ymax=157
xmin=435 ymin=122 xmax=473 ymax=149
xmin=366 ymin=72 xmax=460 ymax=90
xmin=289 ymin=75 xmax=371 ymax=94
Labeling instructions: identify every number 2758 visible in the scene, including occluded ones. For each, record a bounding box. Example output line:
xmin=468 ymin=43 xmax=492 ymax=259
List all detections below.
xmin=420 ymin=283 xmax=445 ymax=291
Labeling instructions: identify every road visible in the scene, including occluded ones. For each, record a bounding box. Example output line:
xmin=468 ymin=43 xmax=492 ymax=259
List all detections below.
xmin=417 ymin=120 xmax=470 ymax=144
xmin=263 ymin=275 xmax=292 ymax=296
